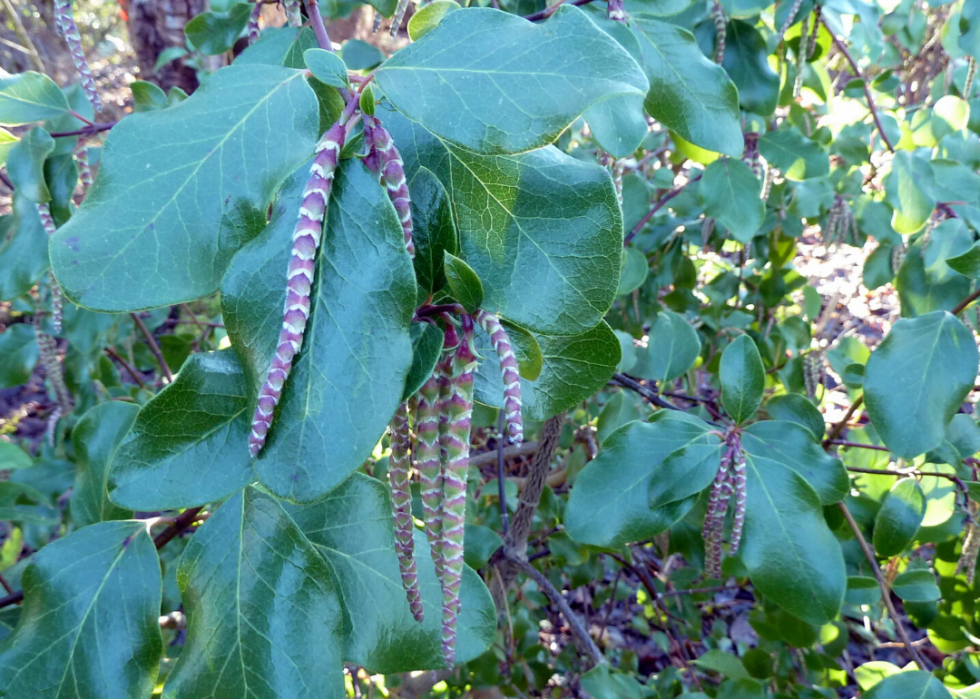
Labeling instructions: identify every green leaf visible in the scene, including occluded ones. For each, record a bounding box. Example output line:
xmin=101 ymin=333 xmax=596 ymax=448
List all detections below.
xmin=0 ymin=441 xmax=31 ymax=470
xmin=640 ymin=310 xmax=701 ymax=382
xmin=0 ymin=481 xmax=57 ymax=524
xmin=341 ymin=40 xmax=385 ymax=71
xmin=403 ymin=322 xmax=445 ymax=401
xmin=863 ymin=671 xmax=951 ymax=699
xmin=164 ymin=487 xmax=346 ymax=699
xmin=223 ymin=160 xmax=415 ymax=503
xmin=384 ymin=105 xmax=622 ymax=336
xmin=581 ymin=665 xmax=645 ymax=699
xmin=864 ymin=311 xmax=978 ymax=459
xmin=505 ymin=320 xmax=544 ymax=381
xmin=885 ymin=151 xmax=936 ymax=235
xmin=408 ymin=0 xmax=461 ymax=40
xmin=71 ymin=402 xmax=138 ymax=528
xmin=892 ymin=569 xmax=941 ymax=603
xmin=617 ymin=247 xmax=649 ymax=295
xmin=722 ymin=20 xmax=779 ymax=117
xmin=407 ymin=166 xmax=458 ymax=295
xmin=565 ymin=412 xmax=713 ymax=548
xmin=130 ymin=80 xmax=169 ymax=112
xmin=742 ymin=421 xmax=847 ymax=504
xmin=845 ymin=576 xmax=882 ymax=605
xmin=0 ymin=72 xmax=72 ymax=126
xmin=872 ymin=478 xmax=925 ymax=557
xmin=284 ymin=473 xmax=495 ymax=670
xmin=764 ymin=394 xmax=825 ymax=439
xmin=108 ymin=350 xmax=255 ymax=510
xmin=50 ymin=64 xmax=320 ymax=312
xmin=443 ymin=251 xmax=484 ymax=313
xmin=647 ymin=439 xmax=724 ymax=509
xmin=0 ymin=521 xmax=163 ymax=698
xmin=631 ymin=18 xmax=742 ymax=157
xmin=5 ymin=127 xmax=54 ymax=203
xmin=0 ymin=200 xmax=49 ymax=302
xmin=947 ymin=242 xmax=980 ymax=278
xmin=693 ymin=649 xmax=750 ymax=680
xmin=757 ymin=129 xmax=829 ymax=181
xmin=699 ymin=159 xmax=764 ymax=243
xmin=463 ymin=523 xmax=503 ymax=569
xmin=304 ymin=48 xmax=350 ymax=88
xmin=741 ymin=446 xmax=846 ymax=625
xmin=473 ymin=321 xmax=620 ymax=421
xmin=237 ymin=27 xmax=318 ymax=68
xmin=375 ymin=6 xmax=648 ymax=154
xmin=0 ymin=324 xmax=40 ymax=388
xmin=0 ymin=127 xmax=17 ymax=167
xmin=585 ymin=93 xmax=649 ymax=158
xmin=184 ymin=2 xmax=253 ymax=55
xmin=719 ymin=335 xmax=764 ymax=425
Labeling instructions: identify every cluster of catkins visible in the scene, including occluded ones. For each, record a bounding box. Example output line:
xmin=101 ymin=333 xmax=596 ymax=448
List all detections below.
xmin=244 ymin=82 xmax=524 ymax=665
xmin=388 ymin=311 xmax=523 ymax=665
xmin=823 ymin=194 xmax=858 ymax=247
xmin=703 ymin=430 xmax=746 ymax=580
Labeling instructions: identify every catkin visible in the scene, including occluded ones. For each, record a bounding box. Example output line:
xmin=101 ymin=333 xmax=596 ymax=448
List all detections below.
xmin=703 ymin=459 xmax=733 ymax=579
xmin=36 ymin=204 xmax=64 ymax=334
xmin=388 ymin=402 xmax=424 ymax=622
xmin=413 ymin=355 xmax=450 ymax=584
xmin=728 ymin=443 xmax=747 ymax=555
xmin=248 ymin=1 xmax=262 ymax=43
xmin=474 ymin=311 xmax=523 ymax=445
xmin=776 ymin=0 xmax=805 ymax=42
xmin=390 ymin=0 xmax=411 ymax=35
xmin=363 ymin=115 xmax=415 ymax=256
xmin=53 ymin=0 xmax=102 ymax=112
xmin=284 ymin=0 xmax=303 ymax=27
xmin=711 ymin=1 xmax=726 ymax=64
xmin=803 ymin=350 xmax=823 ymax=400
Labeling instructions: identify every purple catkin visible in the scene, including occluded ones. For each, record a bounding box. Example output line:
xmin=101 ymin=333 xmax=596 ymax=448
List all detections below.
xmin=728 ymin=436 xmax=747 ymax=555
xmin=703 ymin=456 xmax=733 ymax=580
xmin=53 ymin=0 xmax=102 ymax=112
xmin=389 ymin=401 xmax=424 ymax=622
xmin=248 ymin=118 xmax=348 ymax=457
xmin=606 ymin=0 xmax=626 ymax=22
xmin=284 ymin=0 xmax=303 ymax=27
xmin=35 ymin=321 xmax=72 ymax=415
xmin=439 ymin=319 xmax=476 ymax=667
xmin=776 ymin=0 xmax=805 ymax=41
xmin=474 ymin=310 xmax=523 ymax=445
xmin=389 ymin=0 xmax=411 ymax=36
xmin=362 ymin=115 xmax=415 ymax=257
xmin=36 ymin=204 xmax=64 ymax=334
xmin=74 ymin=143 xmax=93 ymax=191
xmin=414 ymin=360 xmax=449 ymax=584
xmin=711 ymin=1 xmax=726 ymax=64
xmin=248 ymin=1 xmax=262 ymax=44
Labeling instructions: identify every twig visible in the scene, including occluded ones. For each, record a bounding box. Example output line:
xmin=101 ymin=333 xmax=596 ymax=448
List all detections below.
xmin=836 ymin=502 xmax=928 ymax=670
xmin=130 ymin=313 xmax=173 ymax=382
xmin=0 ymin=570 xmax=13 ymax=595
xmin=0 ymin=591 xmax=23 ymax=609
xmin=823 ymin=395 xmax=863 ymax=447
xmin=304 ymin=0 xmax=334 ymax=51
xmin=523 ymin=0 xmax=597 ymax=22
xmin=624 ymin=174 xmax=703 ymax=246
xmin=469 ymin=441 xmax=539 ymax=468
xmin=832 ymin=440 xmax=888 ymax=451
xmin=47 ymin=121 xmax=116 ymax=138
xmin=611 ymin=374 xmax=683 ymax=413
xmin=820 ymin=16 xmax=894 ymax=153
xmin=952 ymin=287 xmax=980 ymax=316
xmin=846 ymin=465 xmax=962 ymax=480
xmin=153 ymin=506 xmax=205 ymax=549
xmin=660 ymin=584 xmax=739 ymax=597
xmin=104 ymin=347 xmax=147 ymax=389
xmin=511 ymin=556 xmax=607 ymax=668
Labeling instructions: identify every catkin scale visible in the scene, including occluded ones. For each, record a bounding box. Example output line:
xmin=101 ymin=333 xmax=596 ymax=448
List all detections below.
xmin=53 ymin=0 xmax=102 ymax=112
xmin=607 ymin=0 xmax=626 ymax=22
xmin=474 ymin=311 xmax=523 ymax=445
xmin=248 ymin=118 xmax=348 ymax=457
xmin=388 ymin=402 xmax=424 ymax=622
xmin=439 ymin=321 xmax=476 ymax=667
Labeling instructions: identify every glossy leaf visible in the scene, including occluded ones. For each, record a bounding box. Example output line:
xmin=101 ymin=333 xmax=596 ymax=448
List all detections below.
xmin=164 ymin=487 xmax=346 ymax=699
xmin=719 ymin=334 xmax=764 ymax=425
xmin=223 ymin=160 xmax=415 ymax=503
xmin=185 ymin=2 xmax=252 ymax=55
xmin=872 ymin=478 xmax=925 ymax=557
xmin=764 ymin=394 xmax=825 ymax=439
xmin=948 ymin=241 xmax=980 ymax=278
xmin=722 ymin=20 xmax=779 ymax=116
xmin=408 ymin=0 xmax=461 ymax=41
xmin=402 ymin=322 xmax=445 ymax=401
xmin=631 ymin=18 xmax=742 ymax=157
xmin=891 ymin=569 xmax=941 ymax=602
xmin=864 ymin=312 xmax=979 ymax=459
xmin=384 ymin=106 xmax=622 ymax=336
xmin=641 ymin=310 xmax=701 ymax=382
xmin=0 ymin=521 xmax=163 ymax=699
xmin=407 ymin=166 xmax=458 ymax=295
xmin=237 ymin=27 xmax=318 ymax=68
xmin=50 ymin=64 xmax=320 ymax=312
xmin=443 ymin=252 xmax=484 ymax=313
xmin=108 ymin=350 xmax=255 ymax=510
xmin=0 ymin=72 xmax=71 ymax=126
xmin=758 ymin=129 xmax=829 ymax=181
xmin=0 ymin=324 xmax=40 ymax=388
xmin=5 ymin=127 xmax=54 ymax=203
xmin=0 ymin=197 xmax=49 ymax=302
xmin=565 ymin=412 xmax=713 ymax=548
xmin=699 ymin=159 xmax=764 ymax=243
xmin=71 ymin=402 xmax=138 ymax=528
xmin=376 ymin=6 xmax=648 ymax=154
xmin=648 ymin=439 xmax=724 ymax=509
xmin=304 ymin=48 xmax=350 ymax=88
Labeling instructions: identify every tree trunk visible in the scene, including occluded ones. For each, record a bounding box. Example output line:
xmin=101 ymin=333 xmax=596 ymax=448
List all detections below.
xmin=126 ymin=0 xmax=204 ymax=94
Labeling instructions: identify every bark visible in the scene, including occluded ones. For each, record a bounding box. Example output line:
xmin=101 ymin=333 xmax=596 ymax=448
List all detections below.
xmin=127 ymin=0 xmax=204 ymax=93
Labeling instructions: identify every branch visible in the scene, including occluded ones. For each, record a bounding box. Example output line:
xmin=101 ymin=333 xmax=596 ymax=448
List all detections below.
xmin=104 ymin=347 xmax=147 ymax=389
xmin=304 ymin=0 xmax=334 ymax=51
xmin=130 ymin=313 xmax=174 ymax=382
xmin=624 ymin=174 xmax=703 ymax=246
xmin=469 ymin=441 xmax=539 ymax=468
xmin=47 ymin=121 xmax=117 ymax=139
xmin=821 ymin=16 xmax=894 ymax=153
xmin=836 ymin=502 xmax=929 ymax=670
xmin=153 ymin=506 xmax=205 ymax=549
xmin=523 ymin=0 xmax=598 ymax=22
xmin=510 ymin=556 xmax=606 ymax=668
xmin=611 ymin=373 xmax=683 ymax=412
xmin=823 ymin=395 xmax=863 ymax=447
xmin=952 ymin=287 xmax=980 ymax=316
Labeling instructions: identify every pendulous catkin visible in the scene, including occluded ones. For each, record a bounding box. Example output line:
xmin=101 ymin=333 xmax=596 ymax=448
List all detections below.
xmin=36 ymin=204 xmax=64 ymax=334
xmin=248 ymin=117 xmax=349 ymax=457
xmin=362 ymin=115 xmax=415 ymax=256
xmin=284 ymin=0 xmax=303 ymax=27
xmin=474 ymin=310 xmax=523 ymax=445
xmin=711 ymin=1 xmax=726 ymax=64
xmin=388 ymin=401 xmax=424 ymax=622
xmin=248 ymin=1 xmax=262 ymax=43
xmin=703 ymin=458 xmax=733 ymax=580
xmin=390 ymin=0 xmax=411 ymax=36
xmin=414 ymin=357 xmax=449 ymax=584
xmin=53 ymin=0 xmax=102 ymax=112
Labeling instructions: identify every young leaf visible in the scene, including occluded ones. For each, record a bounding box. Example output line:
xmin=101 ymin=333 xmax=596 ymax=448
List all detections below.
xmin=50 ymin=64 xmax=320 ymax=312
xmin=0 ymin=522 xmax=162 ymax=698
xmin=384 ymin=106 xmax=622 ymax=336
xmin=402 ymin=321 xmax=445 ymax=401
xmin=70 ymin=401 xmax=138 ymax=528
xmin=719 ymin=334 xmax=764 ymax=424
xmin=565 ymin=412 xmax=713 ymax=548
xmin=108 ymin=350 xmax=255 ymax=510
xmin=408 ymin=0 xmax=461 ymax=41
xmin=631 ymin=18 xmax=742 ymax=157
xmin=641 ymin=310 xmax=701 ymax=382
xmin=5 ymin=127 xmax=54 ymax=204
xmin=304 ymin=48 xmax=350 ymax=88
xmin=374 ymin=6 xmax=648 ymax=154
xmin=184 ymin=2 xmax=253 ymax=55
xmin=164 ymin=487 xmax=346 ymax=699
xmin=872 ymin=478 xmax=925 ymax=557
xmin=765 ymin=393 xmax=825 ymax=439
xmin=443 ymin=252 xmax=484 ymax=313
xmin=864 ymin=311 xmax=978 ymax=459
xmin=408 ymin=166 xmax=458 ymax=295
xmin=699 ymin=158 xmax=764 ymax=243
xmin=0 ymin=72 xmax=72 ymax=126
xmin=223 ymin=160 xmax=415 ymax=503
